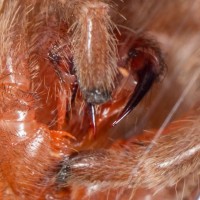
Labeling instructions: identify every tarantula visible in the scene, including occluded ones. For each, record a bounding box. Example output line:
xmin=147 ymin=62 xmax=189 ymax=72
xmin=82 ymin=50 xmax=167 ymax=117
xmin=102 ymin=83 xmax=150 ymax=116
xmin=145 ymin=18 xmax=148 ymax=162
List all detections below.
xmin=0 ymin=0 xmax=200 ymax=199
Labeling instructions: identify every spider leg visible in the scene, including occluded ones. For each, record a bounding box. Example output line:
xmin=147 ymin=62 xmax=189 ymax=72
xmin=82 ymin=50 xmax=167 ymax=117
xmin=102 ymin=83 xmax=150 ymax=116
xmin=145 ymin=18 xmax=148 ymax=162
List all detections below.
xmin=58 ymin=111 xmax=200 ymax=195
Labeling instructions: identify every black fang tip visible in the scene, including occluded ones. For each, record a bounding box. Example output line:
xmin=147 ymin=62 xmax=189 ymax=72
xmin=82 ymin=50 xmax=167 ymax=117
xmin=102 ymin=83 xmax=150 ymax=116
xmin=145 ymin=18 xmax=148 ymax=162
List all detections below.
xmin=113 ymin=64 xmax=157 ymax=126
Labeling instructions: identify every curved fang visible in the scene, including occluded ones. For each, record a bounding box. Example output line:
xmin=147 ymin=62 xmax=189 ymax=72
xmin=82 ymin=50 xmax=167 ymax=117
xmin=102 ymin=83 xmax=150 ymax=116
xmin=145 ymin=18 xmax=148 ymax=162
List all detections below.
xmin=113 ymin=41 xmax=165 ymax=126
xmin=88 ymin=103 xmax=97 ymax=135
xmin=113 ymin=63 xmax=157 ymax=126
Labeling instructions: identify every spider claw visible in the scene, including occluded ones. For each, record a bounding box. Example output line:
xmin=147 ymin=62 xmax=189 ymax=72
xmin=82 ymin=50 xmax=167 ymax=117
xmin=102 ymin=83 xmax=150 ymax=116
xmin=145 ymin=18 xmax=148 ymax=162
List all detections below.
xmin=113 ymin=64 xmax=158 ymax=126
xmin=88 ymin=103 xmax=97 ymax=135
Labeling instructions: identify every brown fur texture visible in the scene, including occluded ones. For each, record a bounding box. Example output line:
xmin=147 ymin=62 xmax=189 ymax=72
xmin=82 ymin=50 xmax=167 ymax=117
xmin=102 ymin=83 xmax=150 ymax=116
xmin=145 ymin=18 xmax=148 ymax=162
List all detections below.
xmin=0 ymin=0 xmax=200 ymax=199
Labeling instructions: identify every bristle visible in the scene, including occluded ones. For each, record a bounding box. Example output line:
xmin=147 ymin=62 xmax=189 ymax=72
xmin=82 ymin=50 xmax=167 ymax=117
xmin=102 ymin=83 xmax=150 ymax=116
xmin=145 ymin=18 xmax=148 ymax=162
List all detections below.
xmin=0 ymin=1 xmax=200 ymax=200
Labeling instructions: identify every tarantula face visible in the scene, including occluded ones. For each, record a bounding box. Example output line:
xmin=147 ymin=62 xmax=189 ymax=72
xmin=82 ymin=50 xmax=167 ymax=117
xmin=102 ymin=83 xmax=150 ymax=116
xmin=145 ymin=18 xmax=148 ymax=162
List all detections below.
xmin=1 ymin=0 xmax=199 ymax=200
xmin=36 ymin=0 xmax=166 ymax=130
xmin=57 ymin=1 xmax=166 ymax=127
